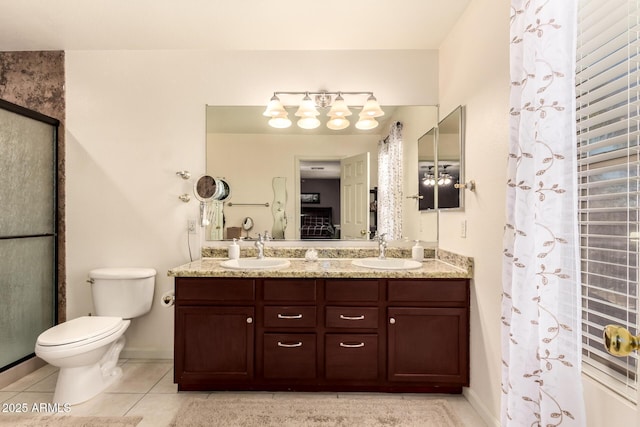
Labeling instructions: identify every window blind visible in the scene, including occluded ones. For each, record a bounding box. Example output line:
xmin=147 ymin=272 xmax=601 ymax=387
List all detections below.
xmin=577 ymin=0 xmax=640 ymax=401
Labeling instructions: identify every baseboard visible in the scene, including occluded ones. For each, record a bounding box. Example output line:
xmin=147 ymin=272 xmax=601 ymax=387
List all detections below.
xmin=121 ymin=348 xmax=174 ymax=360
xmin=0 ymin=357 xmax=46 ymax=389
xmin=463 ymin=387 xmax=500 ymax=427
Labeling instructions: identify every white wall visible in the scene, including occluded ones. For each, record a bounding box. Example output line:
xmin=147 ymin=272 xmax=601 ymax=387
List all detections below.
xmin=437 ymin=0 xmax=510 ymax=425
xmin=65 ymin=49 xmax=438 ymax=358
xmin=438 ymin=1 xmax=639 ymax=426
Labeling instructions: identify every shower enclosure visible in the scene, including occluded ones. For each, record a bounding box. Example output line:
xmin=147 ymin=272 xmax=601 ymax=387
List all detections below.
xmin=0 ymin=99 xmax=59 ymax=372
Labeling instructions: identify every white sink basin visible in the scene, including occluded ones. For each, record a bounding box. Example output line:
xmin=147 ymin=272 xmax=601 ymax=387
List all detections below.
xmin=351 ymin=258 xmax=423 ymax=270
xmin=220 ymin=258 xmax=291 ymax=270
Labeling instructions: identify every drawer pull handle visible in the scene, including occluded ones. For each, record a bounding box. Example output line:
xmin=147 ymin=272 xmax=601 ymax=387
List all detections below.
xmin=277 ymin=314 xmax=303 ymax=319
xmin=339 ymin=315 xmax=365 ymax=321
xmin=340 ymin=342 xmax=365 ymax=348
xmin=277 ymin=341 xmax=303 ymax=348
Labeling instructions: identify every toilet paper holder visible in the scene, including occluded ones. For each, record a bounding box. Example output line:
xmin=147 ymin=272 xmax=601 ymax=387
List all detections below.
xmin=161 ymin=291 xmax=175 ymax=307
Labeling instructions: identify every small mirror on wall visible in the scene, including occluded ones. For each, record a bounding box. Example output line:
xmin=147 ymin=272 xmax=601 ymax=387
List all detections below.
xmin=418 ymin=127 xmax=436 ymax=210
xmin=437 ymin=106 xmax=464 ymax=210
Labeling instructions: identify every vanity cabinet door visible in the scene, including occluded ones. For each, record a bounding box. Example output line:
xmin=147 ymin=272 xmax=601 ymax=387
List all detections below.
xmin=325 ymin=334 xmax=378 ymax=380
xmin=263 ymin=333 xmax=316 ymax=379
xmin=387 ymin=307 xmax=468 ymax=385
xmin=175 ymin=306 xmax=254 ymax=385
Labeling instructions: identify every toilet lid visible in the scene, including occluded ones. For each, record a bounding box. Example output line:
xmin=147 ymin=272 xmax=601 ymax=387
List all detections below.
xmin=89 ymin=267 xmax=156 ymax=280
xmin=37 ymin=316 xmax=124 ymax=347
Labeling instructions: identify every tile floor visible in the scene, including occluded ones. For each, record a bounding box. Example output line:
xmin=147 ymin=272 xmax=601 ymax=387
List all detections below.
xmin=0 ymin=359 xmax=487 ymax=426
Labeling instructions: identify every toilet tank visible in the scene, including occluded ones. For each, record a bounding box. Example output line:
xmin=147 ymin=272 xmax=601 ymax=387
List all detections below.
xmin=89 ymin=267 xmax=156 ymax=319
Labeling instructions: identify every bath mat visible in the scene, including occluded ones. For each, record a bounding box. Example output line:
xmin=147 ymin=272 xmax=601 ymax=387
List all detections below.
xmin=0 ymin=414 xmax=142 ymax=427
xmin=169 ymin=396 xmax=464 ymax=427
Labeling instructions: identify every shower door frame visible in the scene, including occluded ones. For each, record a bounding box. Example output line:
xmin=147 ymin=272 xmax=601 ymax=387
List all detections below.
xmin=0 ymin=98 xmax=59 ymax=372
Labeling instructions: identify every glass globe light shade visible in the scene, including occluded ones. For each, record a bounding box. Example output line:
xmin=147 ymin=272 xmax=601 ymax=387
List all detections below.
xmin=297 ymin=116 xmax=321 ymax=129
xmin=295 ymin=94 xmax=320 ymax=117
xmin=263 ymin=95 xmax=286 ymax=117
xmin=360 ymin=95 xmax=385 ymax=117
xmin=327 ymin=95 xmax=352 ymax=117
xmin=327 ymin=116 xmax=350 ymax=130
xmin=355 ymin=115 xmax=379 ymax=130
xmin=268 ymin=112 xmax=292 ymax=128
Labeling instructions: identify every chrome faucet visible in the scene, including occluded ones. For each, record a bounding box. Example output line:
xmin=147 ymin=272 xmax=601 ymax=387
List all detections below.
xmin=377 ymin=233 xmax=387 ymax=259
xmin=255 ymin=233 xmax=265 ymax=259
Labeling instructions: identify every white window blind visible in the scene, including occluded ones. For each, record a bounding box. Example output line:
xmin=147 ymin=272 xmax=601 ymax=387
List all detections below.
xmin=577 ymin=0 xmax=640 ymax=401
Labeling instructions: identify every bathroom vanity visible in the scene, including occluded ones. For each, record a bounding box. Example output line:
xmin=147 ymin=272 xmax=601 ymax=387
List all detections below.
xmin=168 ymin=250 xmax=473 ymax=394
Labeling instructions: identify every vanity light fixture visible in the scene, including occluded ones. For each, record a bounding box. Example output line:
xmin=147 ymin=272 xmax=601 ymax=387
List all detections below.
xmin=263 ymin=91 xmax=384 ymax=130
xmin=422 ymin=169 xmax=436 ymax=186
xmin=438 ymin=165 xmax=453 ymax=186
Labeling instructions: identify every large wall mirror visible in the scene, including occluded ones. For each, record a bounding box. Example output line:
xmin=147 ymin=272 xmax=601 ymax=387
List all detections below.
xmin=417 ymin=105 xmax=465 ymax=211
xmin=206 ymin=105 xmax=437 ymax=241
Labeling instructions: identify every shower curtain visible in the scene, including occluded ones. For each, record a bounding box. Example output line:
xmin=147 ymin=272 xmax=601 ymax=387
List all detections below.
xmin=502 ymin=0 xmax=585 ymax=425
xmin=377 ymin=122 xmax=403 ymax=240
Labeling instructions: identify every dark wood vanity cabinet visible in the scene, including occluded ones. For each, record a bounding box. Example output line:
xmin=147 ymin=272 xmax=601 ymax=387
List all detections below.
xmin=387 ymin=280 xmax=469 ymax=386
xmin=174 ymin=276 xmax=469 ymax=393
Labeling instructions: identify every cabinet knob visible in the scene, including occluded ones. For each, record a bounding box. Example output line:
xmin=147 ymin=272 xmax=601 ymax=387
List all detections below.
xmin=246 ymin=317 xmax=253 ymax=324
xmin=389 ymin=317 xmax=396 ymax=324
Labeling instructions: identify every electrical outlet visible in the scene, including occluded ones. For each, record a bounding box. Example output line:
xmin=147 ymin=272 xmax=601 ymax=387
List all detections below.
xmin=187 ymin=219 xmax=197 ymax=234
xmin=460 ymin=220 xmax=467 ymax=238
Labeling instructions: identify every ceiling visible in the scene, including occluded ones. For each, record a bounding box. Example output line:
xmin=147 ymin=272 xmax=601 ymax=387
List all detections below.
xmin=0 ymin=1 xmax=470 ymax=51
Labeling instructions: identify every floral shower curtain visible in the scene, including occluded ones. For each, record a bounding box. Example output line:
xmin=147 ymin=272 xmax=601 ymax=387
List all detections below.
xmin=502 ymin=1 xmax=586 ymax=426
xmin=377 ymin=122 xmax=403 ymax=240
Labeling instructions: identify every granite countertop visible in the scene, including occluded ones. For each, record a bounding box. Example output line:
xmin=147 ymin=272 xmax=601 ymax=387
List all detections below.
xmin=168 ymin=249 xmax=472 ymax=279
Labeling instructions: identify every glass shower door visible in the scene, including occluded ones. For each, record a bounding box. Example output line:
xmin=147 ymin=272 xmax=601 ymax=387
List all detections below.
xmin=0 ymin=101 xmax=58 ymax=371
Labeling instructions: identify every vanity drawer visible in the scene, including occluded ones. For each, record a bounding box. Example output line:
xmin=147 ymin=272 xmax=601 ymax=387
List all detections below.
xmin=388 ymin=280 xmax=468 ymax=303
xmin=176 ymin=278 xmax=255 ymax=302
xmin=263 ymin=279 xmax=317 ymax=301
xmin=263 ymin=333 xmax=316 ymax=379
xmin=325 ymin=334 xmax=378 ymax=380
xmin=264 ymin=306 xmax=316 ymax=328
xmin=325 ymin=279 xmax=379 ymax=301
xmin=325 ymin=307 xmax=378 ymax=329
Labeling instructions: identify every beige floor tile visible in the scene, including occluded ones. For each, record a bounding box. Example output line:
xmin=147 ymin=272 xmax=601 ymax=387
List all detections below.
xmin=1 ymin=360 xmax=489 ymax=426
xmin=148 ymin=369 xmax=177 ymax=394
xmin=209 ymin=391 xmax=275 ymax=401
xmin=66 ymin=392 xmax=142 ymax=417
xmin=0 ymin=365 xmax=57 ymax=392
xmin=1 ymin=391 xmax=55 ymax=408
xmin=25 ymin=370 xmax=58 ymax=393
xmin=105 ymin=361 xmax=172 ymax=394
xmin=126 ymin=393 xmax=207 ymax=427
xmin=273 ymin=391 xmax=338 ymax=400
xmin=0 ymin=391 xmax=19 ymax=404
xmin=338 ymin=392 xmax=405 ymax=400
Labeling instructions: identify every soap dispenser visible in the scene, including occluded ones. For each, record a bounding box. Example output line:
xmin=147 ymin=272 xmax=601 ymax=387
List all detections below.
xmin=228 ymin=238 xmax=240 ymax=260
xmin=412 ymin=240 xmax=424 ymax=262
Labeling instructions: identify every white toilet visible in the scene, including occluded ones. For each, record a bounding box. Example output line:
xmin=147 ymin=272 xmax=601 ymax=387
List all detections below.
xmin=35 ymin=267 xmax=156 ymax=405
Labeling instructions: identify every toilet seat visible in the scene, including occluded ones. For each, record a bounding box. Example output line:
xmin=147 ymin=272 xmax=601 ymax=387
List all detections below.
xmin=37 ymin=316 xmax=125 ymax=349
